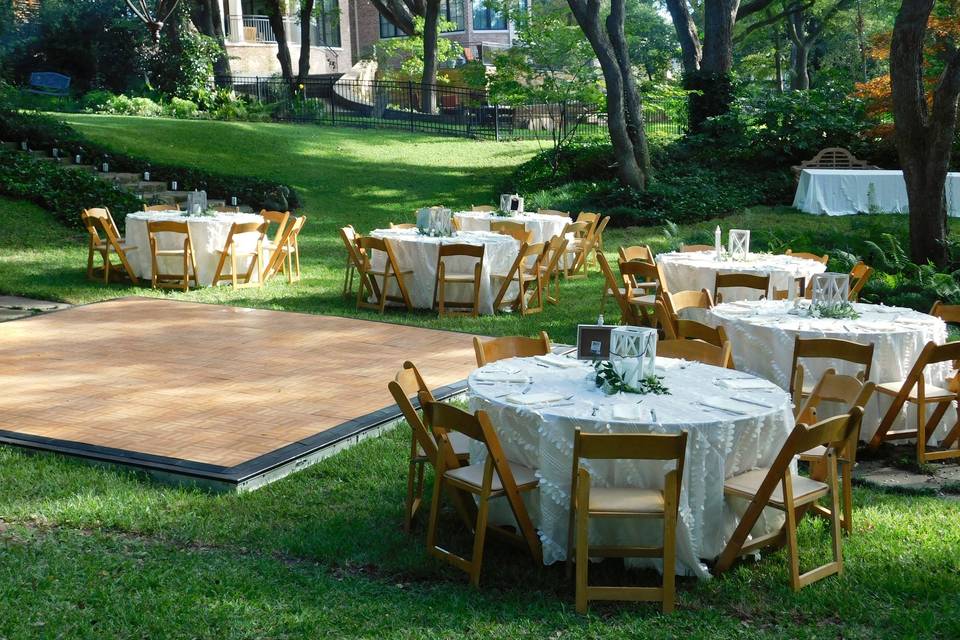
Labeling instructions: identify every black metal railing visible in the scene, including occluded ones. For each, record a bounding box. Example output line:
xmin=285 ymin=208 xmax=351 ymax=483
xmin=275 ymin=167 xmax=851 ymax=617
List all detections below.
xmin=214 ymin=76 xmax=686 ymax=141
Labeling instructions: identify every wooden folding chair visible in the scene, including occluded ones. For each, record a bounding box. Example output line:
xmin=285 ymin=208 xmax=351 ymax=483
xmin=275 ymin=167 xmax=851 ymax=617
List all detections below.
xmin=339 ymin=225 xmax=364 ymax=298
xmin=389 ymin=361 xmax=470 ymax=533
xmin=473 ymin=331 xmax=550 ymax=367
xmin=424 ymin=402 xmax=541 ymax=587
xmin=212 ymin=205 xmax=240 ymax=213
xmin=597 ymin=253 xmax=642 ymax=326
xmin=656 ymin=290 xmax=715 ymax=336
xmin=147 ymin=220 xmax=198 ymax=291
xmin=81 ymin=208 xmax=139 ymax=285
xmin=432 ymin=243 xmax=484 ymax=317
xmin=355 ymin=236 xmax=413 ymax=313
xmin=389 ymin=222 xmax=417 ymax=229
xmin=772 ymin=276 xmax=808 ymax=301
xmin=264 ymin=215 xmax=306 ymax=283
xmin=537 ymin=234 xmax=569 ymax=305
xmin=260 ymin=210 xmax=291 ymax=250
xmin=618 ymin=245 xmax=655 ymax=266
xmin=586 ymin=216 xmax=610 ymax=269
xmin=562 ymin=221 xmax=593 ymax=279
xmin=211 ymin=221 xmax=267 ymax=288
xmin=490 ymin=220 xmax=533 ymax=244
xmin=492 ymin=242 xmax=544 ymax=315
xmin=931 ymin=300 xmax=960 ymax=324
xmin=789 ymin=336 xmax=875 ymax=408
xmin=869 ymin=341 xmax=960 ymax=463
xmin=796 ymin=371 xmax=875 ymax=534
xmin=714 ymin=272 xmax=770 ymax=303
xmin=567 ymin=429 xmax=687 ymax=614
xmin=537 ymin=208 xmax=570 ymax=217
xmin=785 ymin=249 xmax=829 ymax=264
xmin=655 ymin=300 xmax=729 ymax=348
xmin=848 ymin=261 xmax=874 ymax=301
xmin=714 ymin=407 xmax=865 ymax=591
xmin=471 ymin=205 xmax=496 ymax=212
xmin=143 ymin=203 xmax=178 ymax=212
xmin=680 ymin=244 xmax=713 ymax=253
xmin=613 ymin=260 xmax=661 ymax=326
xmin=657 ymin=338 xmax=733 ymax=368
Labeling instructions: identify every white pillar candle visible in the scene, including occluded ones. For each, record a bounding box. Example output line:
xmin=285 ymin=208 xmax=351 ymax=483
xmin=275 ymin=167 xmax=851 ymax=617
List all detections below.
xmin=75 ymin=154 xmax=81 ymax=164
xmin=230 ymin=196 xmax=237 ymax=206
xmin=171 ymin=181 xmax=178 ymax=191
xmin=102 ymin=162 xmax=109 ymax=173
xmin=144 ymin=171 xmax=150 ymax=181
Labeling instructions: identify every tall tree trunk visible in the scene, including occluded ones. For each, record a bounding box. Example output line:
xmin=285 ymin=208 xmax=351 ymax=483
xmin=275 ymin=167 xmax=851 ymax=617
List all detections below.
xmin=889 ymin=0 xmax=960 ymax=267
xmin=663 ymin=0 xmax=702 ymax=74
xmin=420 ymin=0 xmax=439 ymax=114
xmin=790 ymin=43 xmax=810 ymax=89
xmin=688 ymin=0 xmax=739 ymax=130
xmin=855 ymin=0 xmax=867 ymax=82
xmin=607 ymin=0 xmax=649 ymax=176
xmin=192 ymin=0 xmax=231 ymax=79
xmin=265 ymin=0 xmax=295 ymax=92
xmin=567 ymin=0 xmax=648 ymax=189
xmin=773 ymin=28 xmax=784 ymax=92
xmin=298 ymin=0 xmax=316 ymax=83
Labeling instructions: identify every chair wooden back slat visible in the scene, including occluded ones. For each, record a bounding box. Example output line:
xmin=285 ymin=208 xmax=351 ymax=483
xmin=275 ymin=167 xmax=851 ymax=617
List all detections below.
xmin=848 ymin=261 xmax=874 ymax=301
xmin=489 ymin=220 xmax=533 ymax=244
xmin=657 ymin=338 xmax=733 ymax=369
xmin=785 ymin=249 xmax=829 ymax=264
xmin=537 ymin=208 xmax=569 ymax=217
xmin=471 ymin=205 xmax=496 ymax=212
xmin=789 ymin=337 xmax=875 ymax=402
xmin=389 ymin=222 xmax=417 ymax=229
xmin=260 ymin=210 xmax=290 ymax=247
xmin=931 ymin=300 xmax=960 ymax=324
xmin=714 ymin=272 xmax=770 ymax=303
xmin=143 ymin=203 xmax=178 ymax=212
xmin=597 ymin=253 xmax=641 ymax=325
xmin=680 ymin=244 xmax=713 ymax=252
xmin=473 ymin=331 xmax=550 ymax=366
xmin=618 ymin=245 xmax=654 ymax=265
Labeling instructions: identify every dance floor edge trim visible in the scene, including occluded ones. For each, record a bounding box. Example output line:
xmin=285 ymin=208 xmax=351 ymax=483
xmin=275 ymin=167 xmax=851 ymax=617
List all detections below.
xmin=0 ymin=379 xmax=466 ymax=492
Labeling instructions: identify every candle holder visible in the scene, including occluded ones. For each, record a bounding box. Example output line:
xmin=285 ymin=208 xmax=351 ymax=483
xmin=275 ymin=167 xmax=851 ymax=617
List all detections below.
xmin=609 ymin=326 xmax=657 ymax=387
xmin=416 ymin=206 xmax=453 ymax=237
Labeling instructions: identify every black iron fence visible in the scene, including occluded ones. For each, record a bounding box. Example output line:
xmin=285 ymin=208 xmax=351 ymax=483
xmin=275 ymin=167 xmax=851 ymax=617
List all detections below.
xmin=215 ymin=76 xmax=685 ymax=141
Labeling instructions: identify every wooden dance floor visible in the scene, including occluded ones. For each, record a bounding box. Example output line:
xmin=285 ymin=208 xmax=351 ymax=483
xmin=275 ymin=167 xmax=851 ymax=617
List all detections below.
xmin=0 ymin=297 xmax=478 ymax=490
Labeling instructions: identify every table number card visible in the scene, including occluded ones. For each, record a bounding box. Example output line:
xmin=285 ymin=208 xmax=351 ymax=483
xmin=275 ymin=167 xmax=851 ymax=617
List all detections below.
xmin=577 ymin=324 xmax=613 ymax=360
xmin=609 ymin=326 xmax=657 ymax=386
xmin=728 ymin=229 xmax=751 ymax=261
xmin=810 ymin=273 xmax=850 ymax=309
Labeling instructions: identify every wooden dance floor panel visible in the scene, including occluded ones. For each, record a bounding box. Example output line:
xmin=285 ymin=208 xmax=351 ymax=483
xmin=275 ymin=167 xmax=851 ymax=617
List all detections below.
xmin=0 ymin=297 xmax=477 ymax=489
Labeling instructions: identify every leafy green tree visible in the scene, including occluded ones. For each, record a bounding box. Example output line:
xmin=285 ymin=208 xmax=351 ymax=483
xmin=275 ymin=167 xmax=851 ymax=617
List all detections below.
xmin=374 ymin=16 xmax=463 ymax=87
xmin=625 ymin=0 xmax=679 ymax=82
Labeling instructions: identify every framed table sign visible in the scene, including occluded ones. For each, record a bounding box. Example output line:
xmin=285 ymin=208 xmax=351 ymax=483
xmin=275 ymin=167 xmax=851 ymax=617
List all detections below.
xmin=577 ymin=324 xmax=613 ymax=360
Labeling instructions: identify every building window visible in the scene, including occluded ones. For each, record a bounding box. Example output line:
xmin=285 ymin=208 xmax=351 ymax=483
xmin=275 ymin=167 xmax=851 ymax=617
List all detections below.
xmin=379 ymin=13 xmax=403 ymax=38
xmin=472 ymin=0 xmax=506 ymax=30
xmin=315 ymin=0 xmax=341 ymax=46
xmin=441 ymin=0 xmax=464 ymax=31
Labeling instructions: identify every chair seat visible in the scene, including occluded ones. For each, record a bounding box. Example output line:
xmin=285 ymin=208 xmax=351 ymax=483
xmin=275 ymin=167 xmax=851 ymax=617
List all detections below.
xmin=366 ymin=268 xmax=414 ymax=277
xmin=724 ymin=468 xmax=829 ymax=507
xmin=586 ymin=487 xmax=664 ymax=515
xmin=444 ymin=460 xmax=539 ymax=492
xmin=875 ymin=381 xmax=957 ymax=401
xmin=95 ymin=242 xmax=136 ymax=252
xmin=416 ymin=431 xmax=471 ymax=459
xmin=441 ymin=273 xmax=479 ymax=283
xmin=154 ymin=249 xmax=188 ymax=256
xmin=628 ymin=294 xmax=656 ymax=306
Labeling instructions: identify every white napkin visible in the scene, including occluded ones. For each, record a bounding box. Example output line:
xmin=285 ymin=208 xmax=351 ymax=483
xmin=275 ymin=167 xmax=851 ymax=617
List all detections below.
xmin=505 ymin=391 xmax=565 ymax=405
xmin=533 ymin=354 xmax=581 ymax=369
xmin=474 ymin=371 xmax=528 ymax=383
xmin=699 ymin=398 xmax=749 ymax=415
xmin=612 ymin=404 xmax=647 ymax=421
xmin=715 ymin=378 xmax=776 ymax=390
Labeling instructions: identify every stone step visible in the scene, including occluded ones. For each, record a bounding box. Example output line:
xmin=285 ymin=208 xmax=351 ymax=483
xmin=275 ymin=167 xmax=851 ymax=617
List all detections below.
xmin=62 ymin=164 xmax=96 ymax=172
xmin=100 ymin=172 xmax=140 ymax=184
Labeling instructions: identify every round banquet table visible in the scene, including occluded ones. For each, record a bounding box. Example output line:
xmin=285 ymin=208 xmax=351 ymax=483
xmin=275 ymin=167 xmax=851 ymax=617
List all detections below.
xmin=699 ymin=299 xmax=954 ymax=443
xmin=125 ymin=211 xmax=266 ymax=286
xmin=468 ymin=355 xmax=795 ymax=578
xmin=369 ymin=228 xmax=520 ymax=315
xmin=453 ymin=211 xmax=571 ymax=245
xmin=658 ymin=251 xmax=827 ymax=301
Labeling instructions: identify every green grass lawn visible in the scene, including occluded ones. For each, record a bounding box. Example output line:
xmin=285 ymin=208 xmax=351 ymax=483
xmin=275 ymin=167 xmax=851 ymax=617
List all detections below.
xmin=2 ymin=116 xmax=960 ymax=638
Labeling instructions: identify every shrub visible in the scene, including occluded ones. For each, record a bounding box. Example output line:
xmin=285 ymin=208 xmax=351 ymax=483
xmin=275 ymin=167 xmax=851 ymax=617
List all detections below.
xmin=166 ymin=97 xmax=199 ymax=119
xmin=0 ymin=149 xmax=142 ymax=229
xmin=81 ymin=90 xmax=117 ymax=113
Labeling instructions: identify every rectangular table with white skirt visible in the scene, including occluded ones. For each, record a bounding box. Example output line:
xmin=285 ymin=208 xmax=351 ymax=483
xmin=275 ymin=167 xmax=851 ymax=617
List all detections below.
xmin=793 ymin=169 xmax=960 ymax=216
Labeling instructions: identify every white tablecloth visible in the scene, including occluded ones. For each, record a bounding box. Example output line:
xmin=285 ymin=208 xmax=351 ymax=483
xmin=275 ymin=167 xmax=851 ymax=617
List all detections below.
xmin=658 ymin=251 xmax=826 ymax=301
xmin=699 ymin=300 xmax=954 ymax=442
xmin=468 ymin=356 xmax=794 ymax=578
xmin=125 ymin=211 xmax=266 ymax=286
xmin=453 ymin=211 xmax=571 ymax=245
xmin=793 ymin=169 xmax=960 ymax=216
xmin=369 ymin=229 xmax=520 ymax=315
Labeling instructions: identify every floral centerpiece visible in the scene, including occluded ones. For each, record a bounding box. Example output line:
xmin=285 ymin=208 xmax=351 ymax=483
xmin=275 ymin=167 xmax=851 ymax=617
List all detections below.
xmin=593 ymin=327 xmax=669 ymax=395
xmin=416 ymin=206 xmax=454 ymax=237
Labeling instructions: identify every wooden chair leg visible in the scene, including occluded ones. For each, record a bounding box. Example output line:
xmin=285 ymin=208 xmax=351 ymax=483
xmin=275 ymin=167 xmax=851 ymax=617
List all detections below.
xmin=425 ymin=470 xmax=444 ymax=554
xmin=469 ymin=490 xmax=491 ymax=588
xmin=404 ymin=435 xmax=419 ymax=534
xmin=663 ymin=476 xmax=678 ymax=613
xmin=575 ymin=477 xmax=590 ymax=614
xmin=841 ymin=461 xmax=853 ymax=535
xmin=828 ymin=457 xmax=844 ymax=575
xmin=86 ymin=245 xmax=95 ymax=280
xmin=917 ymin=399 xmax=927 ymax=464
xmin=103 ymin=245 xmax=111 ymax=284
xmin=784 ymin=490 xmax=801 ymax=592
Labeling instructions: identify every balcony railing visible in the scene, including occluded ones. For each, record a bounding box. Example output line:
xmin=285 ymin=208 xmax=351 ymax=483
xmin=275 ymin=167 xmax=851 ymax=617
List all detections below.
xmin=228 ymin=14 xmax=322 ymax=46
